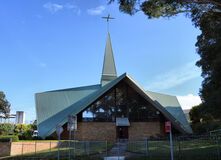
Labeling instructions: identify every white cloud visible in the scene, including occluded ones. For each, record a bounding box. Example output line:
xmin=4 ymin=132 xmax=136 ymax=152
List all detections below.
xmin=43 ymin=2 xmax=64 ymax=14
xmin=146 ymin=61 xmax=201 ymax=90
xmin=65 ymin=4 xmax=81 ymax=15
xmin=87 ymin=5 xmax=105 ymax=16
xmin=65 ymin=4 xmax=76 ymax=9
xmin=177 ymin=94 xmax=202 ymax=110
xmin=43 ymin=2 xmax=81 ymax=15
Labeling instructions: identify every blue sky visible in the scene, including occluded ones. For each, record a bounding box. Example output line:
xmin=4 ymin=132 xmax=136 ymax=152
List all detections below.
xmin=0 ymin=0 xmax=202 ymax=122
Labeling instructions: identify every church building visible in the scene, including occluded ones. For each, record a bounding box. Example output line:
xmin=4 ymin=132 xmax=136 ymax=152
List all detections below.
xmin=35 ymin=32 xmax=192 ymax=141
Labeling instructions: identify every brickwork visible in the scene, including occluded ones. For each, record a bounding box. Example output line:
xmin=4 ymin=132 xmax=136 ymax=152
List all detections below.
xmin=129 ymin=122 xmax=163 ymax=140
xmin=61 ymin=122 xmax=116 ymax=141
xmin=0 ymin=141 xmax=58 ymax=157
xmin=0 ymin=142 xmax=11 ymax=157
xmin=60 ymin=122 xmax=164 ymax=141
xmin=10 ymin=141 xmax=58 ymax=156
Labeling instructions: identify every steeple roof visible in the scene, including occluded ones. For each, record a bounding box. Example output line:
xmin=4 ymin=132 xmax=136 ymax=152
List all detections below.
xmin=101 ymin=32 xmax=117 ymax=85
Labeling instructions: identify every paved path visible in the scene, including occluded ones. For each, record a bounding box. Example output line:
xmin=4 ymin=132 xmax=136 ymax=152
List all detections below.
xmin=103 ymin=140 xmax=144 ymax=160
xmin=108 ymin=140 xmax=128 ymax=156
xmin=103 ymin=140 xmax=127 ymax=160
xmin=104 ymin=156 xmax=125 ymax=160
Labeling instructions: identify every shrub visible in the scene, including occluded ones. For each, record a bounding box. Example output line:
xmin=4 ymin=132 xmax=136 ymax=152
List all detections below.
xmin=45 ymin=135 xmax=56 ymax=140
xmin=0 ymin=123 xmax=15 ymax=135
xmin=14 ymin=124 xmax=36 ymax=140
xmin=32 ymin=136 xmax=43 ymax=140
xmin=0 ymin=123 xmax=37 ymax=140
xmin=0 ymin=135 xmax=19 ymax=142
xmin=191 ymin=121 xmax=221 ymax=134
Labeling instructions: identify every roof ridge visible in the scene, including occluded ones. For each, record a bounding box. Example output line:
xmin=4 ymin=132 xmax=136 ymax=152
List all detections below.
xmin=39 ymin=84 xmax=101 ymax=93
xmin=146 ymin=90 xmax=176 ymax=97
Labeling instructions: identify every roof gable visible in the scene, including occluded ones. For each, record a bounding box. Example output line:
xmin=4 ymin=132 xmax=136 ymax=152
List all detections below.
xmin=37 ymin=74 xmax=126 ymax=138
xmin=37 ymin=73 xmax=192 ymax=138
xmin=35 ymin=85 xmax=100 ymax=135
xmin=146 ymin=91 xmax=192 ymax=133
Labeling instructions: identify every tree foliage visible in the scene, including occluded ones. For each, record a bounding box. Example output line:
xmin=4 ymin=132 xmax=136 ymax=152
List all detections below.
xmin=0 ymin=123 xmax=14 ymax=135
xmin=189 ymin=104 xmax=221 ymax=133
xmin=0 ymin=91 xmax=11 ymax=118
xmin=109 ymin=0 xmax=221 ymax=120
xmin=0 ymin=123 xmax=37 ymax=140
xmin=189 ymin=104 xmax=214 ymax=123
xmin=14 ymin=124 xmax=34 ymax=140
xmin=195 ymin=11 xmax=221 ymax=119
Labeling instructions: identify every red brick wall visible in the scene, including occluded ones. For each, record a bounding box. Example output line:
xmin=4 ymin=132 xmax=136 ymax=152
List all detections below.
xmin=61 ymin=122 xmax=116 ymax=141
xmin=10 ymin=141 xmax=58 ymax=156
xmin=0 ymin=141 xmax=58 ymax=157
xmin=60 ymin=121 xmax=164 ymax=141
xmin=129 ymin=122 xmax=163 ymax=140
xmin=0 ymin=142 xmax=11 ymax=157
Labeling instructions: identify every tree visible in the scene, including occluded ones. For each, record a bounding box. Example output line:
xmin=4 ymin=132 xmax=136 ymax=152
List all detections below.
xmin=195 ymin=11 xmax=221 ymax=119
xmin=109 ymin=0 xmax=221 ymax=120
xmin=0 ymin=91 xmax=11 ymax=119
xmin=189 ymin=104 xmax=214 ymax=124
xmin=189 ymin=104 xmax=221 ymax=133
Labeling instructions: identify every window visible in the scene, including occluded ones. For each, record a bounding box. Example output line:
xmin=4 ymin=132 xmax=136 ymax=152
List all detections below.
xmin=81 ymin=81 xmax=160 ymax=122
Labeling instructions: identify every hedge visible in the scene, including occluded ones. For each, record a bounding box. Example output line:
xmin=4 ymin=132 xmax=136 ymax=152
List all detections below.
xmin=0 ymin=135 xmax=19 ymax=142
xmin=0 ymin=123 xmax=15 ymax=135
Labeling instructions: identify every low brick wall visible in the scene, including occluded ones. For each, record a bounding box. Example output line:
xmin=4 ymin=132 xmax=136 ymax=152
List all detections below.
xmin=0 ymin=141 xmax=58 ymax=157
xmin=0 ymin=142 xmax=11 ymax=156
xmin=10 ymin=141 xmax=58 ymax=156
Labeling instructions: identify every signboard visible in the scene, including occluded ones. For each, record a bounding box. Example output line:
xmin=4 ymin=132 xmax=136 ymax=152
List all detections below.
xmin=165 ymin=121 xmax=174 ymax=160
xmin=67 ymin=115 xmax=77 ymax=131
xmin=165 ymin=121 xmax=171 ymax=133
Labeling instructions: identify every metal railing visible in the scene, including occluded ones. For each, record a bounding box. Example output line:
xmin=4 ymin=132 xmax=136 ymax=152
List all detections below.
xmin=127 ymin=135 xmax=221 ymax=160
xmin=5 ymin=140 xmax=109 ymax=160
xmin=1 ymin=135 xmax=220 ymax=160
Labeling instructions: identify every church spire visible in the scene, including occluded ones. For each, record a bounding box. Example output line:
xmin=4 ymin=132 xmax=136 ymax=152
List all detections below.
xmin=101 ymin=32 xmax=117 ymax=86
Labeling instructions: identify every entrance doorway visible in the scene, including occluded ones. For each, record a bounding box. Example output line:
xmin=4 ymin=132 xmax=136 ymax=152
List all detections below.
xmin=116 ymin=126 xmax=128 ymax=139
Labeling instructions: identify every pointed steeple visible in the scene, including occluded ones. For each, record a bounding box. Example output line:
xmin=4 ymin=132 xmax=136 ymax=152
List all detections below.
xmin=101 ymin=32 xmax=117 ymax=86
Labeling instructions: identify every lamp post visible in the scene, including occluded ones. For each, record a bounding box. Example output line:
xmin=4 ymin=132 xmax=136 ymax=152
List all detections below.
xmin=68 ymin=115 xmax=77 ymax=160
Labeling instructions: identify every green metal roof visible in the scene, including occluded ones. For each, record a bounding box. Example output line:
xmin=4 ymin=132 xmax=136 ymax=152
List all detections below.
xmin=36 ymin=74 xmax=126 ymax=138
xmin=146 ymin=91 xmax=193 ymax=133
xmin=36 ymin=73 xmax=192 ymax=138
xmin=35 ymin=84 xmax=101 ymax=137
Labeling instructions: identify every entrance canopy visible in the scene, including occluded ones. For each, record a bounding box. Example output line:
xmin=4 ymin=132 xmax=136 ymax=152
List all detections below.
xmin=116 ymin=118 xmax=130 ymax=126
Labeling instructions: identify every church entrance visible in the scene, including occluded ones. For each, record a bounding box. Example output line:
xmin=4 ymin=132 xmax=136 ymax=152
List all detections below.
xmin=116 ymin=126 xmax=128 ymax=139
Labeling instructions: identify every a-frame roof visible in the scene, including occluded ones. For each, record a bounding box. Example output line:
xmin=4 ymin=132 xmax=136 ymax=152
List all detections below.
xmin=36 ymin=73 xmax=192 ymax=138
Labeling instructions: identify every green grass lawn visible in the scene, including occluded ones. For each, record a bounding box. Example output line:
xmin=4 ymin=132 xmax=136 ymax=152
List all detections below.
xmin=2 ymin=139 xmax=220 ymax=160
xmin=127 ymin=139 xmax=221 ymax=160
